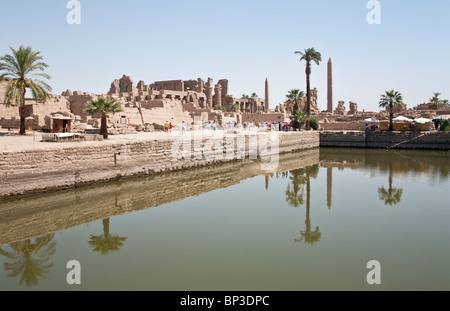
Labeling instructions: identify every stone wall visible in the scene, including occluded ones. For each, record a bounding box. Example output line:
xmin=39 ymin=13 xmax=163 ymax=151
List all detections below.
xmin=320 ymin=131 xmax=450 ymax=150
xmin=0 ymin=79 xmax=9 ymax=104
xmin=0 ymin=131 xmax=319 ymax=198
xmin=242 ymin=113 xmax=285 ymax=124
xmin=319 ymin=131 xmax=366 ymax=148
xmin=0 ymin=148 xmax=319 ymax=246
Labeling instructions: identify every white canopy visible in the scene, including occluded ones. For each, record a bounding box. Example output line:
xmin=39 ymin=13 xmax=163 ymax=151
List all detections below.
xmin=364 ymin=118 xmax=380 ymax=123
xmin=393 ymin=116 xmax=413 ymax=122
xmin=414 ymin=118 xmax=431 ymax=124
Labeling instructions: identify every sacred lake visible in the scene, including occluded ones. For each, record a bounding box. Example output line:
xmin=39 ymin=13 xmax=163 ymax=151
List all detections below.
xmin=0 ymin=148 xmax=449 ymax=291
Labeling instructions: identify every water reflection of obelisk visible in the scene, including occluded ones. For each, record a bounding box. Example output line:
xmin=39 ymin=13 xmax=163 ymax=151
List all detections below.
xmin=327 ymin=167 xmax=332 ymax=209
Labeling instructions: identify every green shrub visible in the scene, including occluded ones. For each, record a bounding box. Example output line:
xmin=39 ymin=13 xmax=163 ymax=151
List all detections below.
xmin=290 ymin=111 xmax=308 ymax=129
xmin=213 ymin=105 xmax=226 ymax=112
xmin=309 ymin=118 xmax=319 ymax=130
xmin=440 ymin=119 xmax=450 ymax=131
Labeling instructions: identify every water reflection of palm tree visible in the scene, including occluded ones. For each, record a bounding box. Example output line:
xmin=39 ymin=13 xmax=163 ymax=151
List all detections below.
xmin=378 ymin=165 xmax=403 ymax=206
xmin=295 ymin=166 xmax=321 ymax=245
xmin=285 ymin=165 xmax=321 ymax=245
xmin=0 ymin=234 xmax=56 ymax=287
xmin=89 ymin=218 xmax=127 ymax=255
xmin=285 ymin=168 xmax=308 ymax=207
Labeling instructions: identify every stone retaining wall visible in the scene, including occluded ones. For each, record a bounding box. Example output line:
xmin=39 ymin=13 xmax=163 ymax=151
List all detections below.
xmin=320 ymin=131 xmax=450 ymax=150
xmin=0 ymin=131 xmax=319 ymax=198
xmin=0 ymin=148 xmax=320 ymax=246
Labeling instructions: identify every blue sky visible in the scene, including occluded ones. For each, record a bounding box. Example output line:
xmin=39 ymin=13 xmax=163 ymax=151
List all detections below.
xmin=1 ymin=0 xmax=449 ymax=112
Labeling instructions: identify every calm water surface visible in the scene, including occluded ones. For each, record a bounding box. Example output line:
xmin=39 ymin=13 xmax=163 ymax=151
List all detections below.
xmin=0 ymin=148 xmax=449 ymax=291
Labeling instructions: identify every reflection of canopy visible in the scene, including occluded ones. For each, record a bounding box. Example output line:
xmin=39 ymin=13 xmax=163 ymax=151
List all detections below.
xmin=393 ymin=116 xmax=413 ymax=122
xmin=364 ymin=118 xmax=379 ymax=123
xmin=414 ymin=118 xmax=431 ymax=124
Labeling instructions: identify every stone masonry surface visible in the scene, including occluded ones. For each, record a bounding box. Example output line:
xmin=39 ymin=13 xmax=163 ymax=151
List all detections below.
xmin=0 ymin=131 xmax=319 ymax=198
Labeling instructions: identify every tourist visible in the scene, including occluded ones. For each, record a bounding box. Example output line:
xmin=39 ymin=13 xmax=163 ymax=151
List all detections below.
xmin=169 ymin=122 xmax=173 ymax=133
xmin=365 ymin=123 xmax=369 ymax=132
xmin=182 ymin=121 xmax=187 ymax=134
xmin=429 ymin=122 xmax=435 ymax=131
xmin=164 ymin=121 xmax=169 ymax=132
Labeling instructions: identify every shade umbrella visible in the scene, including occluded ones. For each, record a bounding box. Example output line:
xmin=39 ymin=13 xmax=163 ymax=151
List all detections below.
xmin=432 ymin=115 xmax=449 ymax=121
xmin=393 ymin=116 xmax=413 ymax=122
xmin=414 ymin=118 xmax=431 ymax=124
xmin=364 ymin=117 xmax=380 ymax=123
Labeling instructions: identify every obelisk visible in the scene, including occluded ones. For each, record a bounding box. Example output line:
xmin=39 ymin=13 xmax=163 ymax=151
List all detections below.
xmin=327 ymin=58 xmax=333 ymax=114
xmin=265 ymin=78 xmax=269 ymax=112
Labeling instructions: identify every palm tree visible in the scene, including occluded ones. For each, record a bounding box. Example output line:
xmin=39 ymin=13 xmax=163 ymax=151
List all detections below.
xmin=231 ymin=103 xmax=239 ymax=113
xmin=0 ymin=234 xmax=56 ymax=287
xmin=428 ymin=92 xmax=449 ymax=110
xmin=213 ymin=105 xmax=226 ymax=112
xmin=378 ymin=165 xmax=403 ymax=206
xmin=379 ymin=90 xmax=405 ymax=131
xmin=0 ymin=46 xmax=52 ymax=135
xmin=295 ymin=48 xmax=322 ymax=129
xmin=242 ymin=94 xmax=250 ymax=99
xmin=88 ymin=218 xmax=127 ymax=255
xmin=290 ymin=110 xmax=308 ymax=130
xmin=251 ymin=93 xmax=258 ymax=98
xmin=85 ymin=97 xmax=123 ymax=139
xmin=285 ymin=89 xmax=305 ymax=113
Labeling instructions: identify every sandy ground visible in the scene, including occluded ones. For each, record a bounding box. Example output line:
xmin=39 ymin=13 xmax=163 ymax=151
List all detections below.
xmin=0 ymin=129 xmax=266 ymax=152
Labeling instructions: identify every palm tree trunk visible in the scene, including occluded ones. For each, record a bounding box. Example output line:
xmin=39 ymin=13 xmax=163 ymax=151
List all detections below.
xmin=306 ymin=167 xmax=311 ymax=229
xmin=389 ymin=102 xmax=394 ymax=131
xmin=306 ymin=64 xmax=311 ymax=130
xmin=19 ymin=91 xmax=26 ymax=135
xmin=388 ymin=167 xmax=393 ymax=193
xmin=101 ymin=114 xmax=108 ymax=139
xmin=102 ymin=218 xmax=110 ymax=239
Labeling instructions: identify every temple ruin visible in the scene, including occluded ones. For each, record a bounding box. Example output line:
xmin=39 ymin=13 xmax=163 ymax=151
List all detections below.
xmin=1 ymin=72 xmax=448 ymax=134
xmin=0 ymin=75 xmax=283 ymax=134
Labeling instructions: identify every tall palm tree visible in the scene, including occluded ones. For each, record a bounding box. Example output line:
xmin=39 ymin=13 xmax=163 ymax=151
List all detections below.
xmin=378 ymin=164 xmax=403 ymax=206
xmin=0 ymin=234 xmax=56 ymax=287
xmin=379 ymin=90 xmax=405 ymax=131
xmin=295 ymin=48 xmax=322 ymax=129
xmin=285 ymin=89 xmax=305 ymax=113
xmin=0 ymin=46 xmax=52 ymax=135
xmin=88 ymin=218 xmax=127 ymax=255
xmin=251 ymin=93 xmax=258 ymax=98
xmin=428 ymin=92 xmax=448 ymax=110
xmin=85 ymin=97 xmax=123 ymax=139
